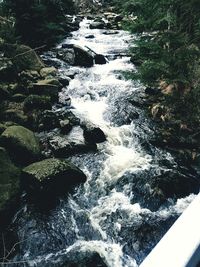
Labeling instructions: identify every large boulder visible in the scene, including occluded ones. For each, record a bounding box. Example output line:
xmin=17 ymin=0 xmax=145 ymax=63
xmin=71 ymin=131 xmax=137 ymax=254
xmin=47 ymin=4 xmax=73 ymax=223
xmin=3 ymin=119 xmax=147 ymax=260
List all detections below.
xmin=0 ymin=147 xmax=20 ymax=217
xmin=40 ymin=67 xmax=57 ymax=78
xmin=57 ymin=48 xmax=75 ymax=65
xmin=73 ymin=45 xmax=94 ymax=67
xmin=32 ymin=79 xmax=62 ymax=101
xmin=83 ymin=124 xmax=106 ymax=144
xmin=22 ymin=158 xmax=87 ymax=195
xmin=9 ymin=44 xmax=44 ymax=71
xmin=0 ymin=126 xmax=40 ymax=165
xmin=89 ymin=21 xmax=105 ymax=29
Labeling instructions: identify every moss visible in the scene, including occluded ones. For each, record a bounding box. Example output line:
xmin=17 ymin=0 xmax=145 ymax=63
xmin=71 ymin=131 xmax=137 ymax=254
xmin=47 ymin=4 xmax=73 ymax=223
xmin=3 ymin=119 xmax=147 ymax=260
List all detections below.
xmin=1 ymin=125 xmax=40 ymax=165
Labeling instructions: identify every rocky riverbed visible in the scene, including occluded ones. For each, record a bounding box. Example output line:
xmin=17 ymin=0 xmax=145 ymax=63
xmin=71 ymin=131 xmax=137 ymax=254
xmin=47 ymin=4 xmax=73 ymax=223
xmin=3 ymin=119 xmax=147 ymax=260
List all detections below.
xmin=0 ymin=12 xmax=199 ymax=267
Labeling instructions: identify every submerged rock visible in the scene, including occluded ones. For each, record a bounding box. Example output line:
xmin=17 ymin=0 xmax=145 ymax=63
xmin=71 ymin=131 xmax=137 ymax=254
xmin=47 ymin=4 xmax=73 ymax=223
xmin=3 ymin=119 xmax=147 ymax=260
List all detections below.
xmin=0 ymin=125 xmax=40 ymax=165
xmin=22 ymin=158 xmax=87 ymax=195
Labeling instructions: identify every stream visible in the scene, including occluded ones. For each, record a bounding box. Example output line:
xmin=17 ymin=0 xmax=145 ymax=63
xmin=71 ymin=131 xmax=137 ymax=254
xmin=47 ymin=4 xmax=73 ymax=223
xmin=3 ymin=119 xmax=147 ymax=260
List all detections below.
xmin=9 ymin=18 xmax=197 ymax=267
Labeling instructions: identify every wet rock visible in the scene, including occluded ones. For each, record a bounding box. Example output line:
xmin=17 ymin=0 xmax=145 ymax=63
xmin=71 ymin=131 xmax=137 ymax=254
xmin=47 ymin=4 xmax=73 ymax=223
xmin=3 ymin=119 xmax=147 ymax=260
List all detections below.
xmin=145 ymin=87 xmax=160 ymax=95
xmin=33 ymin=79 xmax=62 ymax=101
xmin=94 ymin=54 xmax=107 ymax=65
xmin=38 ymin=110 xmax=60 ymax=131
xmin=23 ymin=95 xmax=52 ymax=113
xmin=85 ymin=34 xmax=95 ymax=39
xmin=0 ymin=125 xmax=40 ymax=165
xmin=73 ymin=45 xmax=94 ymax=67
xmin=60 ymin=252 xmax=108 ymax=267
xmin=61 ymin=43 xmax=74 ymax=49
xmin=59 ymin=77 xmax=71 ymax=87
xmin=83 ymin=124 xmax=106 ymax=144
xmin=40 ymin=66 xmax=57 ymax=78
xmin=22 ymin=158 xmax=87 ymax=195
xmin=60 ymin=119 xmax=73 ymax=134
xmin=89 ymin=21 xmax=105 ymax=29
xmin=103 ymin=30 xmax=119 ymax=35
xmin=0 ymin=147 xmax=20 ymax=215
xmin=57 ymin=48 xmax=75 ymax=65
xmin=49 ymin=136 xmax=97 ymax=157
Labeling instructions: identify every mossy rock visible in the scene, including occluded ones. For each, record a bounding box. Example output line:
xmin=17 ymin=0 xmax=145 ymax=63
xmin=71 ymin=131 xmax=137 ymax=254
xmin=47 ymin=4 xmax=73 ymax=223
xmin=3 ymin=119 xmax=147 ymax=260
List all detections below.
xmin=0 ymin=126 xmax=40 ymax=165
xmin=0 ymin=147 xmax=20 ymax=214
xmin=40 ymin=67 xmax=57 ymax=78
xmin=32 ymin=79 xmax=62 ymax=101
xmin=10 ymin=45 xmax=44 ymax=72
xmin=23 ymin=95 xmax=52 ymax=113
xmin=22 ymin=158 xmax=87 ymax=195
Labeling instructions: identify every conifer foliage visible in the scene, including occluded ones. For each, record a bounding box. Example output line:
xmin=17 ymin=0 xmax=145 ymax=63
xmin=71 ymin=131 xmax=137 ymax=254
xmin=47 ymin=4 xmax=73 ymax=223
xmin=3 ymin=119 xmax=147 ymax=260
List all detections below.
xmin=112 ymin=0 xmax=200 ymax=124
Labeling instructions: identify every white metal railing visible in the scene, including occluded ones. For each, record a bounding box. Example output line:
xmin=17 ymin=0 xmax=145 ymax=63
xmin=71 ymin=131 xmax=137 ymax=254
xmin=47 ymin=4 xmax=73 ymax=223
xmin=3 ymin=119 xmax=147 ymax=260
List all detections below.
xmin=140 ymin=193 xmax=200 ymax=267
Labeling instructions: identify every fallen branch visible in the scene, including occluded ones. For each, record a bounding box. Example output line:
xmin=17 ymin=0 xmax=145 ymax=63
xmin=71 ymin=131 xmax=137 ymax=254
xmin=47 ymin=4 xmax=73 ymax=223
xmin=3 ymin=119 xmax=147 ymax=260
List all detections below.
xmin=8 ymin=44 xmax=46 ymax=60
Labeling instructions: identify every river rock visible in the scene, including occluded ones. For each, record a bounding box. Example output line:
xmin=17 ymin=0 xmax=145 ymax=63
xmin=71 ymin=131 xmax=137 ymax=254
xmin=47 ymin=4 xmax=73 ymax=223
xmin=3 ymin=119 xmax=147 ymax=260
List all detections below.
xmin=83 ymin=124 xmax=106 ymax=144
xmin=60 ymin=252 xmax=107 ymax=267
xmin=0 ymin=147 xmax=20 ymax=216
xmin=0 ymin=125 xmax=40 ymax=165
xmin=94 ymin=54 xmax=107 ymax=64
xmin=9 ymin=44 xmax=44 ymax=72
xmin=85 ymin=34 xmax=95 ymax=39
xmin=57 ymin=48 xmax=75 ymax=65
xmin=23 ymin=95 xmax=52 ymax=113
xmin=32 ymin=79 xmax=62 ymax=101
xmin=73 ymin=45 xmax=94 ymax=67
xmin=22 ymin=158 xmax=87 ymax=195
xmin=89 ymin=21 xmax=105 ymax=29
xmin=38 ymin=110 xmax=60 ymax=131
xmin=49 ymin=136 xmax=97 ymax=157
xmin=40 ymin=67 xmax=57 ymax=78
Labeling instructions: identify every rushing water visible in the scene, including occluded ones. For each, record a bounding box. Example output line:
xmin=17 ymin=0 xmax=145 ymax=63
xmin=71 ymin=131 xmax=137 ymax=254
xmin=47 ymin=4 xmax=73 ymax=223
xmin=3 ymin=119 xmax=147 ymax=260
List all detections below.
xmin=9 ymin=19 xmax=197 ymax=267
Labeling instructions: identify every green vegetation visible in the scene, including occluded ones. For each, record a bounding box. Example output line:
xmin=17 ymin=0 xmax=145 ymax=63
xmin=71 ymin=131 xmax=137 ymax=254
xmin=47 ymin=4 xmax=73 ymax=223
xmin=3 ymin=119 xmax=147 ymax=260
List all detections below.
xmin=112 ymin=0 xmax=200 ymax=125
xmin=0 ymin=0 xmax=76 ymax=47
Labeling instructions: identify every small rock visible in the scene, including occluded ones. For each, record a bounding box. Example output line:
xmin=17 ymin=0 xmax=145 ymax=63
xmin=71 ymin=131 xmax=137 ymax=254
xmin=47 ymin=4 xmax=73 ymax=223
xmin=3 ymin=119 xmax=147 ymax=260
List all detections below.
xmin=38 ymin=110 xmax=60 ymax=131
xmin=85 ymin=34 xmax=95 ymax=39
xmin=40 ymin=67 xmax=57 ymax=78
xmin=60 ymin=119 xmax=73 ymax=134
